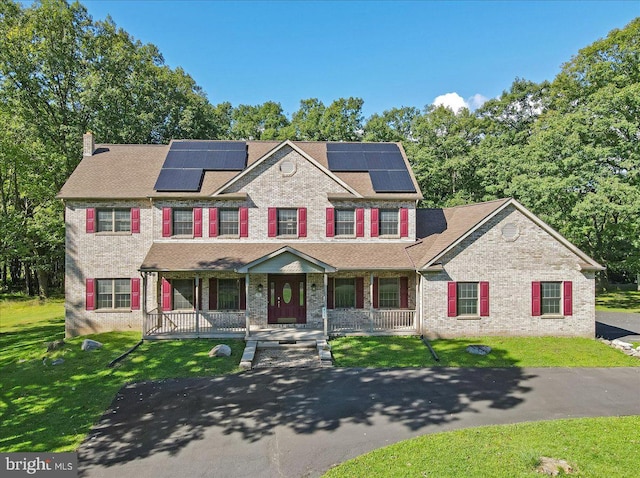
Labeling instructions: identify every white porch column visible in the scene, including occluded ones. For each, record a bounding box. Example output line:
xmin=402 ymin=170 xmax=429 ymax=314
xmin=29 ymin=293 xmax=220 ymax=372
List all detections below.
xmin=195 ymin=274 xmax=200 ymax=337
xmin=323 ymin=273 xmax=328 ymax=338
xmin=415 ymin=271 xmax=422 ymax=335
xmin=245 ymin=273 xmax=251 ymax=339
xmin=369 ymin=272 xmax=374 ymax=332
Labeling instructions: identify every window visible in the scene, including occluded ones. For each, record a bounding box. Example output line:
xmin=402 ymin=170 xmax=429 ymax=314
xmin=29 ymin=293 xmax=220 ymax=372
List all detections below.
xmin=335 ymin=210 xmax=355 ymax=236
xmin=172 ymin=279 xmax=194 ymax=309
xmin=97 ymin=208 xmax=131 ymax=233
xmin=219 ymin=209 xmax=239 ymax=236
xmin=96 ymin=279 xmax=131 ymax=309
xmin=541 ymin=282 xmax=561 ymax=315
xmin=277 ymin=209 xmax=297 ymax=235
xmin=172 ymin=208 xmax=193 ymax=236
xmin=335 ymin=278 xmax=356 ymax=308
xmin=457 ymin=282 xmax=478 ymax=315
xmin=378 ymin=278 xmax=399 ymax=308
xmin=218 ymin=279 xmax=240 ymax=310
xmin=379 ymin=209 xmax=399 ymax=236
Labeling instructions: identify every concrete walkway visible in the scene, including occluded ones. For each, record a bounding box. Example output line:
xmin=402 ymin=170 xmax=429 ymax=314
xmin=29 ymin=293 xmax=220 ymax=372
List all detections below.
xmin=596 ymin=310 xmax=640 ymax=342
xmin=78 ymin=367 xmax=640 ymax=478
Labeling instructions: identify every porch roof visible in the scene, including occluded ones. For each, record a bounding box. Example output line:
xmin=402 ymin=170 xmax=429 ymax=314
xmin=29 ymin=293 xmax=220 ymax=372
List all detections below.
xmin=139 ymin=242 xmax=416 ymax=272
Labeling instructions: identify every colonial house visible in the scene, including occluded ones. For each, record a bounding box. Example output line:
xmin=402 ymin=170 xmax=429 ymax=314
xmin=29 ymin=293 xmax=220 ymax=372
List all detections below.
xmin=58 ymin=134 xmax=603 ymax=340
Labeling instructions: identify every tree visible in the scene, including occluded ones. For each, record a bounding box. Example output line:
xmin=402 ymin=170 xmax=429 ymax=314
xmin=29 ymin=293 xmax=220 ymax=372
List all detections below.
xmin=289 ymin=98 xmax=326 ymax=140
xmin=320 ymin=97 xmax=364 ymax=141
xmin=363 ymin=106 xmax=420 ymax=142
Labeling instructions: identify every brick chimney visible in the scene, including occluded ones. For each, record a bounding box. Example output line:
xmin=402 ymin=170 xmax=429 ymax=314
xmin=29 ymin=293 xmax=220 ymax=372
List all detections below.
xmin=83 ymin=132 xmax=95 ymax=156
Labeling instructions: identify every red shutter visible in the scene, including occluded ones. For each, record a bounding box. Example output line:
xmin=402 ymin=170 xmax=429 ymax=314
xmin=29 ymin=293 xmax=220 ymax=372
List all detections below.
xmin=268 ymin=208 xmax=277 ymax=237
xmin=298 ymin=208 xmax=307 ymax=237
xmin=209 ymin=208 xmax=218 ymax=237
xmin=355 ymin=277 xmax=364 ymax=309
xmin=370 ymin=208 xmax=379 ymax=237
xmin=532 ymin=281 xmax=541 ymax=316
xmin=400 ymin=277 xmax=409 ymax=309
xmin=479 ymin=281 xmax=489 ymax=316
xmin=447 ymin=282 xmax=457 ymax=317
xmin=326 ymin=208 xmax=335 ymax=237
xmin=239 ymin=278 xmax=246 ymax=310
xmin=209 ymin=278 xmax=217 ymax=310
xmin=327 ymin=278 xmax=334 ymax=309
xmin=131 ymin=208 xmax=140 ymax=233
xmin=239 ymin=207 xmax=249 ymax=237
xmin=373 ymin=277 xmax=379 ymax=308
xmin=131 ymin=277 xmax=140 ymax=310
xmin=355 ymin=208 xmax=364 ymax=237
xmin=86 ymin=208 xmax=95 ymax=233
xmin=161 ymin=278 xmax=172 ymax=311
xmin=162 ymin=208 xmax=172 ymax=237
xmin=563 ymin=281 xmax=573 ymax=316
xmin=400 ymin=208 xmax=409 ymax=238
xmin=86 ymin=278 xmax=95 ymax=310
xmin=193 ymin=207 xmax=203 ymax=237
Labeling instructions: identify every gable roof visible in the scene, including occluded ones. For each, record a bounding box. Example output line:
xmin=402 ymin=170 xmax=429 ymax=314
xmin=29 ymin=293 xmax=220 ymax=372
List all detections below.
xmin=58 ymin=140 xmax=423 ymax=200
xmin=212 ymin=140 xmax=362 ymax=198
xmin=406 ymin=198 xmax=604 ymax=271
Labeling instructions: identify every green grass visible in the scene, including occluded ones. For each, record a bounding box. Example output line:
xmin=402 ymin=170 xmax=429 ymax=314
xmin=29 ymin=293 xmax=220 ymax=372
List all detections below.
xmin=0 ymin=299 xmax=244 ymax=452
xmin=596 ymin=290 xmax=640 ymax=313
xmin=323 ymin=415 xmax=640 ymax=477
xmin=331 ymin=336 xmax=640 ymax=368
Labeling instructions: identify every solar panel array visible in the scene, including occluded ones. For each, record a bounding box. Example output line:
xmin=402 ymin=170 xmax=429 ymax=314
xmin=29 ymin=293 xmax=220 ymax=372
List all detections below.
xmin=326 ymin=143 xmax=416 ymax=193
xmin=154 ymin=141 xmax=247 ymax=192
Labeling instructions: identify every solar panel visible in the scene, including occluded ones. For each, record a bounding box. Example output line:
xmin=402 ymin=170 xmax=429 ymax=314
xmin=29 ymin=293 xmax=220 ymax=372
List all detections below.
xmin=326 ymin=142 xmax=364 ymax=153
xmin=369 ymin=170 xmax=416 ymax=193
xmin=154 ymin=169 xmax=204 ymax=192
xmin=327 ymin=152 xmax=368 ymax=171
xmin=361 ymin=143 xmax=399 ymax=152
xmin=154 ymin=141 xmax=247 ymax=191
xmin=365 ymin=152 xmax=406 ymax=170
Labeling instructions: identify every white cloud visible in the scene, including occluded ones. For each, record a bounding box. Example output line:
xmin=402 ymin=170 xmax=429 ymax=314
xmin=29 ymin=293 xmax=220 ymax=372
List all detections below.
xmin=433 ymin=92 xmax=468 ymax=113
xmin=432 ymin=92 xmax=489 ymax=113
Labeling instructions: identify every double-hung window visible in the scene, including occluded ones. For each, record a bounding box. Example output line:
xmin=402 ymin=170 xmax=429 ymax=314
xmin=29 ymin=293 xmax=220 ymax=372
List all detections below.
xmin=541 ymin=282 xmax=561 ymax=315
xmin=172 ymin=208 xmax=193 ymax=236
xmin=218 ymin=279 xmax=241 ymax=310
xmin=96 ymin=279 xmax=131 ymax=309
xmin=334 ymin=278 xmax=356 ymax=308
xmin=335 ymin=210 xmax=355 ymax=236
xmin=277 ymin=209 xmax=298 ymax=236
xmin=457 ymin=282 xmax=478 ymax=316
xmin=379 ymin=209 xmax=399 ymax=236
xmin=172 ymin=279 xmax=195 ymax=310
xmin=97 ymin=209 xmax=131 ymax=233
xmin=218 ymin=209 xmax=239 ymax=236
xmin=378 ymin=278 xmax=400 ymax=308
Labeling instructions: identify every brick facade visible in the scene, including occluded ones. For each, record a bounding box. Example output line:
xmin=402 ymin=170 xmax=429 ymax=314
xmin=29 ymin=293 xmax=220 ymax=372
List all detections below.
xmin=421 ymin=205 xmax=595 ymax=338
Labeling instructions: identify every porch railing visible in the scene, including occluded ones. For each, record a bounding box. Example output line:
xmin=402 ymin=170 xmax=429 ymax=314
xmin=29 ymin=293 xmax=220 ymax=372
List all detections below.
xmin=144 ymin=309 xmax=245 ymax=337
xmin=329 ymin=309 xmax=416 ymax=333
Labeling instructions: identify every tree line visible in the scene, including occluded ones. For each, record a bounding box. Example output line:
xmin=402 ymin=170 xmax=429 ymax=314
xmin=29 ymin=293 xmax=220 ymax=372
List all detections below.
xmin=0 ymin=0 xmax=638 ymax=296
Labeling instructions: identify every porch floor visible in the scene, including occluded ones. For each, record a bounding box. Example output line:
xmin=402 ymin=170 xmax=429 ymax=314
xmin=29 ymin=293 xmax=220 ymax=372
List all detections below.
xmin=248 ymin=327 xmax=325 ymax=342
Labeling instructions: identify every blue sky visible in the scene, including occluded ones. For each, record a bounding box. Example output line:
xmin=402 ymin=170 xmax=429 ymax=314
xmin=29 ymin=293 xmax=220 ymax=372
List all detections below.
xmin=67 ymin=1 xmax=640 ymax=116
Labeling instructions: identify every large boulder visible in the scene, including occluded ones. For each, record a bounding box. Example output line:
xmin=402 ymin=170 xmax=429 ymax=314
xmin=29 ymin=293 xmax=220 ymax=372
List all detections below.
xmin=81 ymin=339 xmax=103 ymax=351
xmin=208 ymin=344 xmax=232 ymax=357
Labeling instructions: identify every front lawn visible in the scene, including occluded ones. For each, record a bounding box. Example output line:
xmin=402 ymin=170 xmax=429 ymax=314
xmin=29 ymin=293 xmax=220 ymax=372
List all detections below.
xmin=0 ymin=300 xmax=243 ymax=452
xmin=330 ymin=336 xmax=640 ymax=368
xmin=596 ymin=290 xmax=640 ymax=313
xmin=323 ymin=415 xmax=640 ymax=478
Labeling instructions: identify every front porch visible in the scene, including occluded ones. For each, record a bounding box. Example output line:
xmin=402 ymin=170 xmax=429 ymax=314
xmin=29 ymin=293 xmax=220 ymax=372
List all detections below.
xmin=143 ymin=309 xmax=417 ymax=339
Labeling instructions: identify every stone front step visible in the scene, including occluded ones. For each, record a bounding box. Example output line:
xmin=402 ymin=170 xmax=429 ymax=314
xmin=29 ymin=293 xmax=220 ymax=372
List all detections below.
xmin=240 ymin=339 xmax=332 ymax=370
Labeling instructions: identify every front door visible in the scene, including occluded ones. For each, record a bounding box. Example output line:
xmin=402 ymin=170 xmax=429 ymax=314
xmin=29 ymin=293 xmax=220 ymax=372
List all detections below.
xmin=268 ymin=274 xmax=306 ymax=324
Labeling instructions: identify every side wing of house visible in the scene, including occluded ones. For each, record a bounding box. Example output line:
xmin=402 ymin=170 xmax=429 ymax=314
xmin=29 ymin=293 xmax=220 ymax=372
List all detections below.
xmin=417 ymin=201 xmax=602 ymax=338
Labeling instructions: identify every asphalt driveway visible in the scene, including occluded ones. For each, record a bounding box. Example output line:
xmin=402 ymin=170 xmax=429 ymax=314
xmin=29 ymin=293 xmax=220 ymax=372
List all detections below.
xmin=78 ymin=367 xmax=640 ymax=478
xmin=596 ymin=310 xmax=640 ymax=342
